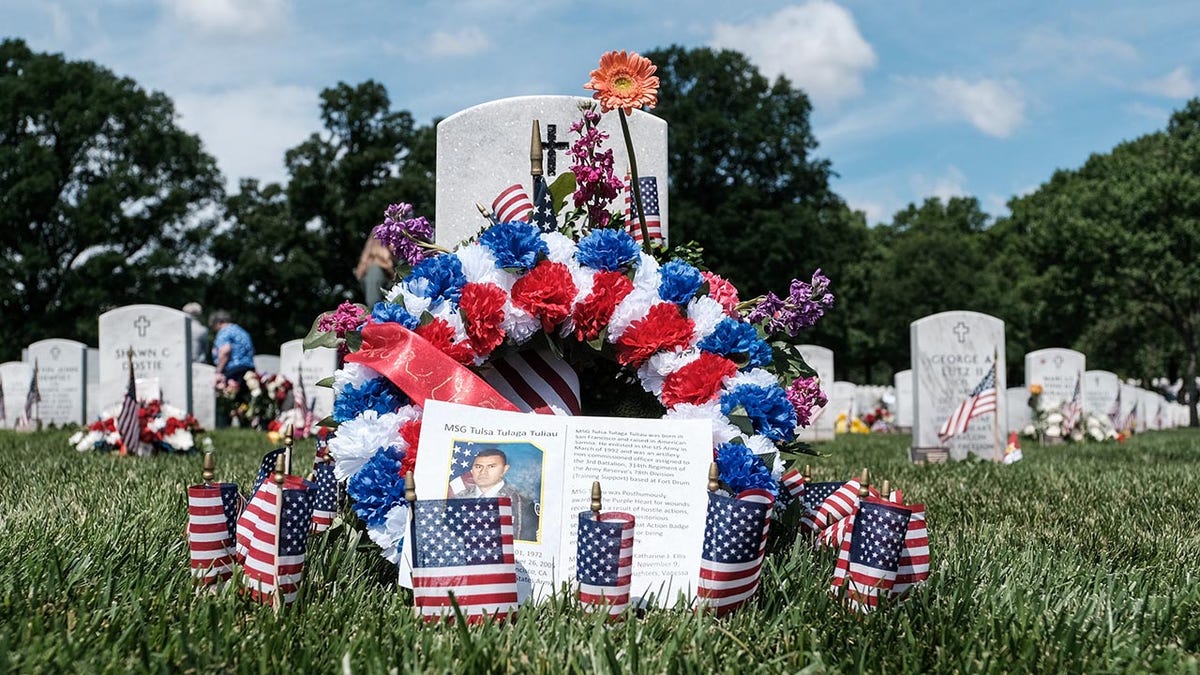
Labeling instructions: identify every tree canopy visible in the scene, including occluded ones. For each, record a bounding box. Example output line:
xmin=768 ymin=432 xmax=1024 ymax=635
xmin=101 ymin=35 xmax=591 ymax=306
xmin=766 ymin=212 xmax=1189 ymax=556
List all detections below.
xmin=0 ymin=38 xmax=223 ymax=358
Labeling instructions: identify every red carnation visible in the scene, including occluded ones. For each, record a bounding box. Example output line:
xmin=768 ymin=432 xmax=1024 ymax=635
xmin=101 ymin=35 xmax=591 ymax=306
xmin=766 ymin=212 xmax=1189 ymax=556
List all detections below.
xmin=459 ymin=282 xmax=508 ymax=357
xmin=414 ymin=318 xmax=475 ymax=365
xmin=572 ymin=270 xmax=634 ymax=342
xmin=511 ymin=260 xmax=577 ymax=332
xmin=660 ymin=352 xmax=739 ymax=408
xmin=399 ymin=418 xmax=421 ymax=478
xmin=615 ymin=303 xmax=695 ymax=367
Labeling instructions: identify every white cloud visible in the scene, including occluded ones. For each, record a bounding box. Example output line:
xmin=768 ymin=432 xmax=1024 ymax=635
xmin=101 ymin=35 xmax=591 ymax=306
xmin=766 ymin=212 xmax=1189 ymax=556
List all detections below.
xmin=1127 ymin=101 xmax=1171 ymax=123
xmin=922 ymin=76 xmax=1025 ymax=137
xmin=426 ymin=26 xmax=492 ymax=58
xmin=710 ymin=1 xmax=877 ymax=107
xmin=912 ymin=166 xmax=968 ymax=203
xmin=1014 ymin=27 xmax=1138 ymax=76
xmin=173 ymin=84 xmax=320 ymax=188
xmin=161 ymin=0 xmax=289 ymax=38
xmin=1140 ymin=66 xmax=1198 ymax=99
xmin=44 ymin=3 xmax=70 ymax=41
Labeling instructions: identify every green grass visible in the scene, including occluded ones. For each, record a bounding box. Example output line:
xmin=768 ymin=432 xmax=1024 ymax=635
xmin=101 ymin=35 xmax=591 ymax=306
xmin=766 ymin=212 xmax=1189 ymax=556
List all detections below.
xmin=1 ymin=429 xmax=1199 ymax=673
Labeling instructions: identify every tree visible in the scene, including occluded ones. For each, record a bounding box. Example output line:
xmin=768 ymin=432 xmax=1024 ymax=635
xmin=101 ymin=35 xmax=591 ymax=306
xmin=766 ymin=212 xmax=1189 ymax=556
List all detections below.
xmin=0 ymin=39 xmax=223 ymax=358
xmin=645 ymin=46 xmax=870 ymax=376
xmin=284 ymin=81 xmax=436 ymax=302
xmin=1008 ymin=99 xmax=1200 ymax=425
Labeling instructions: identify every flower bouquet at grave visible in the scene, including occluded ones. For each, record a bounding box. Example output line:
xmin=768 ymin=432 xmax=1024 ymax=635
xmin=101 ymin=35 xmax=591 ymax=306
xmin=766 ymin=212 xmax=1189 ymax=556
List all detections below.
xmin=1027 ymin=401 xmax=1117 ymax=443
xmin=303 ymin=51 xmax=835 ymax=564
xmin=69 ymin=399 xmax=204 ymax=454
xmin=863 ymin=407 xmax=895 ymax=433
xmin=216 ymin=371 xmax=292 ymax=430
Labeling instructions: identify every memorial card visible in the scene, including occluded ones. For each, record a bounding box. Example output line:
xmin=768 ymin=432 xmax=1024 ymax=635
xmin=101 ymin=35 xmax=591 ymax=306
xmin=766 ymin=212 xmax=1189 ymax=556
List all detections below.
xmin=408 ymin=400 xmax=713 ymax=607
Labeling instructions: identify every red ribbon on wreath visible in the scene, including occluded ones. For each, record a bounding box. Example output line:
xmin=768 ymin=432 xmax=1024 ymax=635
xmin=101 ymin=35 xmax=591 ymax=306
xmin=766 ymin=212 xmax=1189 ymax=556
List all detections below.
xmin=345 ymin=321 xmax=521 ymax=412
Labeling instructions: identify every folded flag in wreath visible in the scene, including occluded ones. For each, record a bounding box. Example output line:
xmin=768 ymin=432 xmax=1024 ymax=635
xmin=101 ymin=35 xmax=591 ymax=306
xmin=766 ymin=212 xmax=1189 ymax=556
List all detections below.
xmin=412 ymin=497 xmax=519 ymax=623
xmin=696 ymin=488 xmax=775 ymax=616
xmin=235 ymin=473 xmax=313 ymax=606
xmin=576 ymin=511 xmax=635 ymax=617
xmin=829 ymin=497 xmax=911 ymax=612
xmin=187 ymin=482 xmax=240 ymax=585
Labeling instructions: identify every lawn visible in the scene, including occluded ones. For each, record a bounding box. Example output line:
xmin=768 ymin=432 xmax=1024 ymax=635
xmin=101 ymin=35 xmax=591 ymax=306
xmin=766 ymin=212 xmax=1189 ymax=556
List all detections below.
xmin=1 ymin=428 xmax=1198 ymax=673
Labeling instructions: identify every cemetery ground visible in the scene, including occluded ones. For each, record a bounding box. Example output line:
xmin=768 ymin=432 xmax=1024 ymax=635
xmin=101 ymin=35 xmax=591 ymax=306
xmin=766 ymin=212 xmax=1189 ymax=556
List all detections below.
xmin=1 ymin=431 xmax=1198 ymax=673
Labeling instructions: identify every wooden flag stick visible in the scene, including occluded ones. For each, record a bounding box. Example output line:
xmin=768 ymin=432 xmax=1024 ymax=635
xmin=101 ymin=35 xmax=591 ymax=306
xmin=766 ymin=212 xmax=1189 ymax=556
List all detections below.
xmin=405 ymin=470 xmax=416 ymax=505
xmin=272 ymin=453 xmax=286 ymax=612
xmin=803 ymin=464 xmax=811 ymax=480
xmin=202 ymin=450 xmax=215 ymax=487
xmin=858 ymin=467 xmax=870 ymax=498
xmin=530 ymin=120 xmax=544 ymax=177
xmin=881 ymin=480 xmax=891 ymax=501
xmin=707 ymin=462 xmax=721 ymax=493
xmin=475 ymin=202 xmax=499 ymax=225
xmin=590 ymin=481 xmax=602 ymax=520
xmin=282 ymin=422 xmax=295 ymax=476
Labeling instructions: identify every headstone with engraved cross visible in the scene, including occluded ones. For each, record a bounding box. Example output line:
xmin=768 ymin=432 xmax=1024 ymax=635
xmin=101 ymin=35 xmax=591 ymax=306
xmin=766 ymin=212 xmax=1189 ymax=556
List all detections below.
xmin=98 ymin=305 xmax=195 ymax=414
xmin=435 ymin=95 xmax=669 ymax=248
xmin=910 ymin=311 xmax=1007 ymax=462
xmin=26 ymin=339 xmax=88 ymax=426
xmin=1024 ymin=348 xmax=1085 ymax=411
xmin=1083 ymin=370 xmax=1120 ymax=422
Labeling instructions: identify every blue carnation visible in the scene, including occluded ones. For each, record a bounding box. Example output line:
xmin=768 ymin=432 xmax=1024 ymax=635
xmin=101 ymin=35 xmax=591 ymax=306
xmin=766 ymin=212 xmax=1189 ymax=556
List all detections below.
xmin=657 ymin=260 xmax=704 ymax=304
xmin=575 ymin=229 xmax=641 ymax=272
xmin=371 ymin=302 xmax=419 ymax=330
xmin=347 ymin=446 xmax=407 ymax=527
xmin=698 ymin=318 xmax=773 ymax=369
xmin=479 ymin=221 xmax=548 ymax=272
xmin=333 ymin=378 xmax=409 ymax=423
xmin=715 ymin=442 xmax=778 ymax=498
xmin=721 ymin=384 xmax=798 ymax=442
xmin=406 ymin=254 xmax=466 ymax=305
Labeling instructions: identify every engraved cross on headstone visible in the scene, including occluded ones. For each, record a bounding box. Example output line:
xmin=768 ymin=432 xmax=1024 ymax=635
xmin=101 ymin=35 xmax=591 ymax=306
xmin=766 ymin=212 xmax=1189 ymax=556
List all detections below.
xmin=134 ymin=315 xmax=151 ymax=338
xmin=50 ymin=346 xmax=61 ymax=360
xmin=1053 ymin=355 xmax=1064 ymax=368
xmin=540 ymin=124 xmax=569 ymax=176
xmin=953 ymin=321 xmax=970 ymax=343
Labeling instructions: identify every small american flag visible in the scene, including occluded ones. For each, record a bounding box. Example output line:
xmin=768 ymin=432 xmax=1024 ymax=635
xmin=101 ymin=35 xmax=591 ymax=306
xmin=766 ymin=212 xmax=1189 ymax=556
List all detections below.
xmin=412 ymin=497 xmax=519 ymax=623
xmin=1123 ymin=399 xmax=1139 ymax=431
xmin=891 ymin=504 xmax=929 ymax=598
xmin=1062 ymin=374 xmax=1082 ymax=432
xmin=624 ymin=175 xmax=663 ymax=244
xmin=294 ymin=370 xmax=313 ymax=438
xmin=492 ymin=184 xmax=534 ymax=224
xmin=938 ymin=367 xmax=997 ymax=443
xmin=799 ymin=481 xmax=845 ymax=533
xmin=829 ymin=497 xmax=912 ymax=612
xmin=0 ymin=372 xmax=6 ymax=423
xmin=696 ymin=488 xmax=775 ymax=615
xmin=481 ymin=347 xmax=580 ymax=416
xmin=576 ymin=511 xmax=635 ymax=617
xmin=235 ymin=474 xmax=313 ymax=606
xmin=250 ymin=448 xmax=287 ymax=499
xmin=187 ymin=482 xmax=240 ymax=585
xmin=780 ymin=469 xmax=806 ymax=501
xmin=17 ymin=361 xmax=40 ymax=429
xmin=531 ymin=174 xmax=557 ymax=232
xmin=1108 ymin=387 xmax=1122 ymax=427
xmin=116 ymin=362 xmax=141 ymax=456
xmin=809 ymin=479 xmax=865 ymax=538
xmin=310 ymin=458 xmax=337 ymax=533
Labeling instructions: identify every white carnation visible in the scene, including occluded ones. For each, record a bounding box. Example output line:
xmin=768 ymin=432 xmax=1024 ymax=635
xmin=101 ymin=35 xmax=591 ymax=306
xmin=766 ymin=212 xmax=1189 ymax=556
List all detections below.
xmin=726 ymin=368 xmax=779 ymax=391
xmin=542 ymin=232 xmax=577 ymax=265
xmin=367 ymin=504 xmax=409 ymax=565
xmin=334 ymin=362 xmax=380 ymax=390
xmin=632 ymin=253 xmax=661 ymax=291
xmin=501 ymin=301 xmax=541 ymax=344
xmin=328 ymin=410 xmax=404 ymax=481
xmin=637 ymin=349 xmax=701 ymax=396
xmin=457 ymin=244 xmax=507 ymax=287
xmin=664 ymin=401 xmax=740 ymax=447
xmin=687 ymin=296 xmax=726 ymax=344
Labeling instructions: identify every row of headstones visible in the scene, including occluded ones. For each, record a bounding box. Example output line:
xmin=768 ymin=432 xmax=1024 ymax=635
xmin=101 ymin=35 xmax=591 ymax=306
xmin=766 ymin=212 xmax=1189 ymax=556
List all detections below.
xmin=1 ymin=304 xmax=339 ymax=430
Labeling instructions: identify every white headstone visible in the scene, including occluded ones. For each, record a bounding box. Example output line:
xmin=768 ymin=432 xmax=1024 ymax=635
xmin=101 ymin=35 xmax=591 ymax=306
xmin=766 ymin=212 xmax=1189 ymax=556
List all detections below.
xmin=794 ymin=345 xmax=835 ymax=442
xmin=1138 ymin=389 xmax=1156 ymax=431
xmin=1083 ymin=370 xmax=1120 ymax=424
xmin=1024 ymin=348 xmax=1086 ymax=410
xmin=191 ymin=363 xmax=217 ymax=430
xmin=254 ymin=354 xmax=281 ymax=375
xmin=829 ymin=381 xmax=858 ymax=427
xmin=0 ymin=361 xmax=33 ymax=429
xmin=910 ymin=311 xmax=1006 ymax=462
xmin=1118 ymin=383 xmax=1140 ymax=431
xmin=1006 ymin=387 xmax=1032 ymax=433
xmin=26 ymin=339 xmax=88 ymax=426
xmin=98 ymin=305 xmax=194 ymax=412
xmin=85 ymin=348 xmax=99 ymax=421
xmin=894 ymin=370 xmax=913 ymax=429
xmin=854 ymin=385 xmax=883 ymax=418
xmin=435 ymin=95 xmax=669 ymax=248
xmin=279 ymin=339 xmax=338 ymax=421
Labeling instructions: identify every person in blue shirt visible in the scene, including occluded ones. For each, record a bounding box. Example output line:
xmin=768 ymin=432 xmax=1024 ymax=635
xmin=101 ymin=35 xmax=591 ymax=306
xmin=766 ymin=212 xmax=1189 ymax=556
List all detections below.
xmin=209 ymin=310 xmax=256 ymax=399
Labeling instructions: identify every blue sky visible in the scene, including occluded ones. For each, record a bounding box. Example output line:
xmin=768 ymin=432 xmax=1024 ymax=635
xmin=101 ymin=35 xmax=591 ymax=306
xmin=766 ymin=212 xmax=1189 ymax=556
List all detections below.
xmin=4 ymin=0 xmax=1198 ymax=224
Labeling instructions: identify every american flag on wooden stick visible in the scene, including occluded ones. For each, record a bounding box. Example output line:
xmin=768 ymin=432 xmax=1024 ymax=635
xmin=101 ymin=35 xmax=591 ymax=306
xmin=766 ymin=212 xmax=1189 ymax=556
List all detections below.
xmin=16 ymin=361 xmax=40 ymax=430
xmin=187 ymin=482 xmax=240 ymax=585
xmin=576 ymin=511 xmax=635 ymax=617
xmin=829 ymin=497 xmax=912 ymax=612
xmin=411 ymin=497 xmax=519 ymax=623
xmin=492 ymin=184 xmax=534 ymax=224
xmin=309 ymin=457 xmax=337 ymax=533
xmin=938 ymin=367 xmax=997 ymax=443
xmin=235 ymin=473 xmax=313 ymax=606
xmin=696 ymin=488 xmax=775 ymax=615
xmin=799 ymin=481 xmax=844 ymax=533
xmin=780 ymin=468 xmax=806 ymax=502
xmin=1062 ymin=374 xmax=1083 ymax=432
xmin=623 ymin=175 xmax=663 ymax=244
xmin=891 ymin=504 xmax=929 ymax=598
xmin=116 ymin=358 xmax=141 ymax=456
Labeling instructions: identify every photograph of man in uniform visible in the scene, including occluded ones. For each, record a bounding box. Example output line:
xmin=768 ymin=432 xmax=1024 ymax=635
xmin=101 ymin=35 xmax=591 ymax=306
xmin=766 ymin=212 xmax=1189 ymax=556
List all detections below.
xmin=461 ymin=447 xmax=540 ymax=541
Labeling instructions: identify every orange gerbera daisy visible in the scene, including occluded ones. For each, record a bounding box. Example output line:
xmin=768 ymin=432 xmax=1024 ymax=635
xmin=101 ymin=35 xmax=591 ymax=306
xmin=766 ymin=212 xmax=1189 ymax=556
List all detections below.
xmin=583 ymin=50 xmax=660 ymax=114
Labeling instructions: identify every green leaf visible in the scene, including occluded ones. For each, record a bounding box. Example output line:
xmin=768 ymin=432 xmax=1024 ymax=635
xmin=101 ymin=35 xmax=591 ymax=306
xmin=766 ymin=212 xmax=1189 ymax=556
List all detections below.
xmin=548 ymin=172 xmax=577 ymax=214
xmin=303 ymin=313 xmax=340 ymax=350
xmin=315 ymin=376 xmax=335 ymax=388
xmin=344 ymin=330 xmax=363 ymax=353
